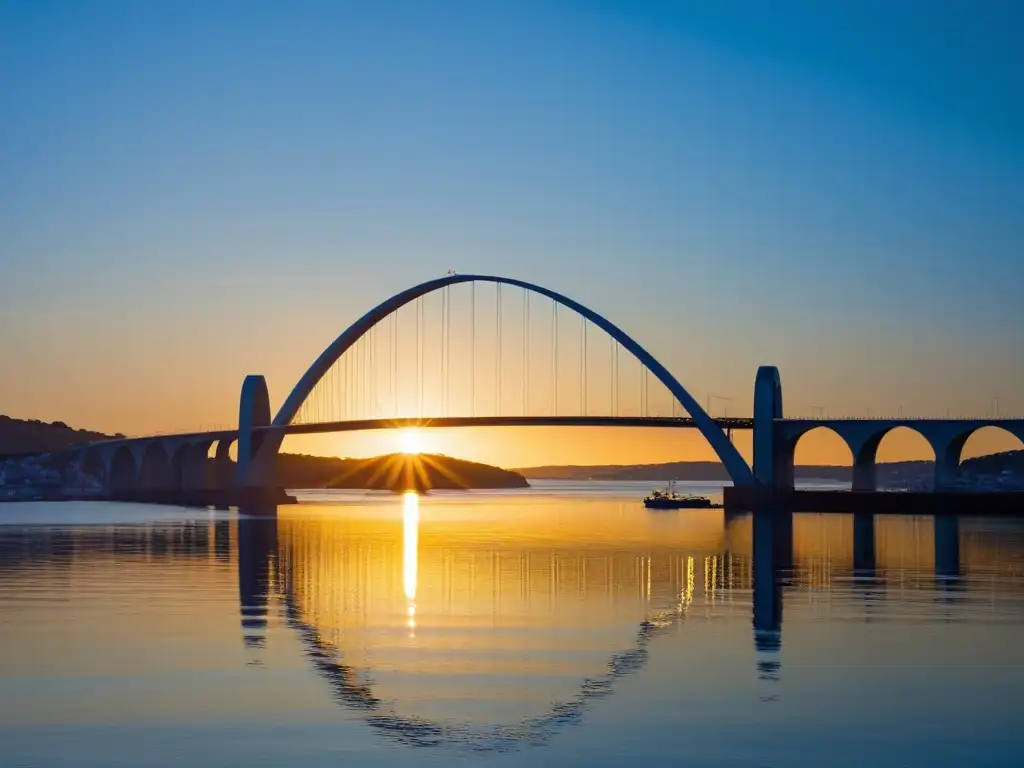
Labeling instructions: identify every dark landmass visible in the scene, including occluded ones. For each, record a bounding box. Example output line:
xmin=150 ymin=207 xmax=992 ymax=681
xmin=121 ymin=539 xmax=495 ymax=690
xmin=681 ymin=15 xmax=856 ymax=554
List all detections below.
xmin=517 ymin=461 xmax=875 ymax=482
xmin=0 ymin=415 xmax=122 ymax=457
xmin=964 ymin=450 xmax=1024 ymax=476
xmin=259 ymin=452 xmax=530 ymax=491
xmin=324 ymin=453 xmax=529 ymax=491
xmin=516 ymin=451 xmax=1024 ymax=484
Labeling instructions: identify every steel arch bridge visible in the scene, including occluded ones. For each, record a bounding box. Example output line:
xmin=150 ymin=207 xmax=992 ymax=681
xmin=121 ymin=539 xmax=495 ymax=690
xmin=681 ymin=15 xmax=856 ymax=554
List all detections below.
xmin=238 ymin=273 xmax=753 ymax=487
xmin=69 ymin=273 xmax=1024 ymax=499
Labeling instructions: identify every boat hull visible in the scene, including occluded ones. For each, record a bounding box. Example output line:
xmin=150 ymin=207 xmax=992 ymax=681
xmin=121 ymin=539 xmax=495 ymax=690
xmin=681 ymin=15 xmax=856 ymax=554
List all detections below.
xmin=643 ymin=498 xmax=713 ymax=509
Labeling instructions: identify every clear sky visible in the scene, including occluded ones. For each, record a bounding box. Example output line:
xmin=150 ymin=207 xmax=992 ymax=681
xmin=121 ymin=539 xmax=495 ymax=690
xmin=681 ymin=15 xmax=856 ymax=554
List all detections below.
xmin=2 ymin=0 xmax=1022 ymax=466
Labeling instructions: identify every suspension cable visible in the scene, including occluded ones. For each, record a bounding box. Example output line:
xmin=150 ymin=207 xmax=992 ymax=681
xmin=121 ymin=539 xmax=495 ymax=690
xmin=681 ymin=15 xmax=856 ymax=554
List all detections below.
xmin=581 ymin=316 xmax=587 ymax=416
xmin=470 ymin=282 xmax=475 ymax=417
xmin=392 ymin=311 xmax=398 ymax=418
xmin=440 ymin=287 xmax=447 ymax=417
xmin=615 ymin=341 xmax=620 ymax=417
xmin=609 ymin=336 xmax=614 ymax=418
xmin=417 ymin=296 xmax=423 ymax=418
xmin=642 ymin=366 xmax=648 ymax=418
xmin=445 ymin=284 xmax=451 ymax=417
xmin=374 ymin=325 xmax=378 ymax=421
xmin=496 ymin=283 xmax=502 ymax=416
xmin=523 ymin=288 xmax=528 ymax=416
xmin=552 ymin=301 xmax=558 ymax=415
xmin=638 ymin=361 xmax=643 ymax=418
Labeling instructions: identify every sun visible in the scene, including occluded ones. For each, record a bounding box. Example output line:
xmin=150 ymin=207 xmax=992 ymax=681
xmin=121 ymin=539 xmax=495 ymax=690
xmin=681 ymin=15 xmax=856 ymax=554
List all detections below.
xmin=398 ymin=428 xmax=422 ymax=455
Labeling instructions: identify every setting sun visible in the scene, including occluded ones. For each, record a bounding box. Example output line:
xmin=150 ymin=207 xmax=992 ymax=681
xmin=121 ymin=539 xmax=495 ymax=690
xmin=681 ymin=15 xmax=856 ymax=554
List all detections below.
xmin=399 ymin=428 xmax=422 ymax=455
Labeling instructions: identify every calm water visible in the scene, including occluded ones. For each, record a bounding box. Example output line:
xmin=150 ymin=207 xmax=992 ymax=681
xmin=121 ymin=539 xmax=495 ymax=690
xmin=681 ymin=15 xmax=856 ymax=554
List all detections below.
xmin=1 ymin=481 xmax=1023 ymax=766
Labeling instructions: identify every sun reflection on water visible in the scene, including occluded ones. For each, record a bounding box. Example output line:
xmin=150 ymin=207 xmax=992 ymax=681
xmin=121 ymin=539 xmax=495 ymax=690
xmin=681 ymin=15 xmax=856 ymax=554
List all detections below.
xmin=402 ymin=491 xmax=419 ymax=633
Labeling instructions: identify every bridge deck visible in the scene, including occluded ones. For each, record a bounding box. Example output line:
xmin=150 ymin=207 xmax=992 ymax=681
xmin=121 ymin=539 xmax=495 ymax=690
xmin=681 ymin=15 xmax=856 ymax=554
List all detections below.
xmin=70 ymin=413 xmax=1024 ymax=451
xmin=280 ymin=415 xmax=755 ymax=435
xmin=76 ymin=415 xmax=755 ymax=449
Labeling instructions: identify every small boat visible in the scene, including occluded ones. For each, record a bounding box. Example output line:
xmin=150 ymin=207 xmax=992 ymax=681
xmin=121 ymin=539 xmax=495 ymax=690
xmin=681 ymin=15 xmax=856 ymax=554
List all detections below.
xmin=643 ymin=481 xmax=713 ymax=509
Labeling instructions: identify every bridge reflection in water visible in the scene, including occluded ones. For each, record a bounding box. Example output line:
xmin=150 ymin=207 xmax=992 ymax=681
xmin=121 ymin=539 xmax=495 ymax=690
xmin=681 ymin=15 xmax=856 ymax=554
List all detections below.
xmin=0 ymin=499 xmax=1016 ymax=755
xmin=234 ymin=498 xmax=703 ymax=750
xmin=228 ymin=498 xmax=990 ymax=752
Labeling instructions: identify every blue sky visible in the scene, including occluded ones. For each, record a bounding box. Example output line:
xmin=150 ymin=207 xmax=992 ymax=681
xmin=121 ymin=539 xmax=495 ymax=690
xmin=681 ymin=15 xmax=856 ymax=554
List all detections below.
xmin=1 ymin=0 xmax=1022 ymax=455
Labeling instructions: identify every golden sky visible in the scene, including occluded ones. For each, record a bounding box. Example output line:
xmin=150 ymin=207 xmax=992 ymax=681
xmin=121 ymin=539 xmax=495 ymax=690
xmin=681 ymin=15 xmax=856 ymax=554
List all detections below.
xmin=5 ymin=278 xmax=1021 ymax=468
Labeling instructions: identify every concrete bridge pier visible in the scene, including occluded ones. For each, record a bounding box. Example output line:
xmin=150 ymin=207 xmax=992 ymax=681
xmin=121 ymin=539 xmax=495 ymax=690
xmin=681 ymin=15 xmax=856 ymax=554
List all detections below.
xmin=109 ymin=445 xmax=137 ymax=494
xmin=753 ymin=366 xmax=789 ymax=490
xmin=137 ymin=442 xmax=172 ymax=491
xmin=236 ymin=375 xmax=271 ymax=488
xmin=904 ymin=423 xmax=977 ymax=490
xmin=929 ymin=429 xmax=971 ymax=491
xmin=215 ymin=438 xmax=234 ymax=491
xmin=80 ymin=446 xmax=107 ymax=490
xmin=839 ymin=427 xmax=891 ymax=492
xmin=232 ymin=374 xmax=291 ymax=506
xmin=180 ymin=442 xmax=212 ymax=491
xmin=851 ymin=460 xmax=876 ymax=492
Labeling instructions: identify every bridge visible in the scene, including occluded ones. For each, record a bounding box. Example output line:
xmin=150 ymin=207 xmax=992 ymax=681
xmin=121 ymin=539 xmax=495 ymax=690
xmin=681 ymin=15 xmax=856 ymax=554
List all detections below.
xmin=59 ymin=273 xmax=1021 ymax=501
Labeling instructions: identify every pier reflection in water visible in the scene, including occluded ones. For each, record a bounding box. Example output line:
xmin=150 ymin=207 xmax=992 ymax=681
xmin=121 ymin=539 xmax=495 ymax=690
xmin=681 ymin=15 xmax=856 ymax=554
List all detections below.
xmin=1 ymin=493 xmax=1023 ymax=765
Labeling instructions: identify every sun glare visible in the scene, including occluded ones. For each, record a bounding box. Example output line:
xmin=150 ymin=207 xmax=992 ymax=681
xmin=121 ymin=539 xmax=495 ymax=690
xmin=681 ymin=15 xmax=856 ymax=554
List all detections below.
xmin=399 ymin=428 xmax=422 ymax=455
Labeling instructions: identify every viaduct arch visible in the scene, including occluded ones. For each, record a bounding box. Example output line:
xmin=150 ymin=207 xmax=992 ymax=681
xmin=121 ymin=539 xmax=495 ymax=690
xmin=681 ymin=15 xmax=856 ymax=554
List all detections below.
xmin=763 ymin=403 xmax=1024 ymax=491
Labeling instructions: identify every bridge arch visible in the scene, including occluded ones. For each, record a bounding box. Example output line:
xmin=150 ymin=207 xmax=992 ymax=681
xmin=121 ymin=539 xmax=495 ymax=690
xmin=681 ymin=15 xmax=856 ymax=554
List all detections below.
xmin=753 ymin=365 xmax=784 ymax=486
xmin=82 ymin=447 xmax=106 ymax=486
xmin=214 ymin=438 xmax=235 ymax=490
xmin=171 ymin=441 xmax=213 ymax=492
xmin=956 ymin=425 xmax=1024 ymax=464
xmin=252 ymin=274 xmax=753 ymax=486
xmin=171 ymin=444 xmax=189 ymax=491
xmin=787 ymin=426 xmax=853 ymax=486
xmin=139 ymin=442 xmax=171 ymax=490
xmin=851 ymin=425 xmax=936 ymax=491
xmin=110 ymin=446 xmax=137 ymax=492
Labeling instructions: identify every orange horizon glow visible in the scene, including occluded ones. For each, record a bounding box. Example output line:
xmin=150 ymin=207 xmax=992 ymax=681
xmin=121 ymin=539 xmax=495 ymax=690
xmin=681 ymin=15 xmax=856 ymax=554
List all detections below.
xmin=8 ymin=276 xmax=1022 ymax=469
xmin=8 ymin=276 xmax=1022 ymax=468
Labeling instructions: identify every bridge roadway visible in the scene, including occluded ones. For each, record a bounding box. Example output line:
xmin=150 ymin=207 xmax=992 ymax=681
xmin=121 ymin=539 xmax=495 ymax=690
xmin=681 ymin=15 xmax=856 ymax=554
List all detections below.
xmin=74 ymin=415 xmax=758 ymax=503
xmin=74 ymin=410 xmax=1024 ymax=499
xmin=92 ymin=414 xmax=1024 ymax=449
xmin=54 ymin=407 xmax=1024 ymax=513
xmin=92 ymin=415 xmax=758 ymax=448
